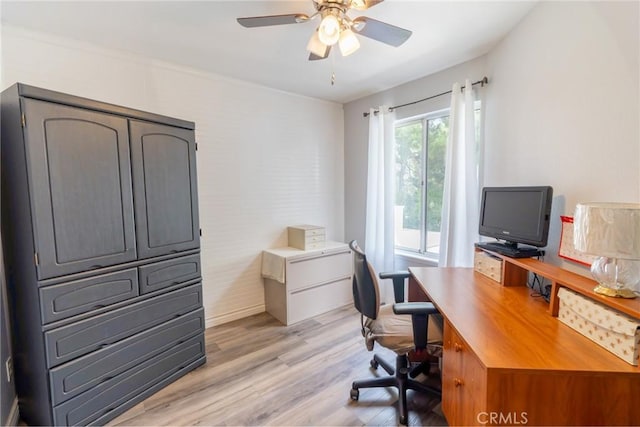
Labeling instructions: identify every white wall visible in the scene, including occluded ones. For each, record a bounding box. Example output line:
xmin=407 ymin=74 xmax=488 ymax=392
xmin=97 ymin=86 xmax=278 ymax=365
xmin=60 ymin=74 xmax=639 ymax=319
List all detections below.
xmin=1 ymin=26 xmax=345 ymax=326
xmin=483 ymin=0 xmax=639 ymax=270
xmin=344 ymin=1 xmax=639 ymax=273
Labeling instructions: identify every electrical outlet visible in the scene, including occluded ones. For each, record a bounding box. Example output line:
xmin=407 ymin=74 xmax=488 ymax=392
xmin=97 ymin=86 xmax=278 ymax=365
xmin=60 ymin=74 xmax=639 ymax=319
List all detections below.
xmin=5 ymin=357 xmax=13 ymax=382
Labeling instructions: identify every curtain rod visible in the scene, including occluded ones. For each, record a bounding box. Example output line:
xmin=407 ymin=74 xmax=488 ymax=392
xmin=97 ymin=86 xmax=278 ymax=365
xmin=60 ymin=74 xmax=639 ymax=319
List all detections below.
xmin=363 ymin=76 xmax=489 ymax=118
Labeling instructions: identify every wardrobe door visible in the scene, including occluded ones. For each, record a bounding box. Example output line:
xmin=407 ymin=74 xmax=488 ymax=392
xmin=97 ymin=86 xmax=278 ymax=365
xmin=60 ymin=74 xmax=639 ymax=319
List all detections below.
xmin=129 ymin=120 xmax=200 ymax=259
xmin=21 ymin=99 xmax=136 ymax=280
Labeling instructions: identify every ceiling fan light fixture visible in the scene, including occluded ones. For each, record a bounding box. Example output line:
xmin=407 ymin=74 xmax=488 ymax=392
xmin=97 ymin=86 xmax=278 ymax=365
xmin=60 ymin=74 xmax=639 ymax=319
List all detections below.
xmin=352 ymin=20 xmax=366 ymax=32
xmin=318 ymin=14 xmax=341 ymax=45
xmin=338 ymin=28 xmax=360 ymax=56
xmin=307 ymin=30 xmax=329 ymax=57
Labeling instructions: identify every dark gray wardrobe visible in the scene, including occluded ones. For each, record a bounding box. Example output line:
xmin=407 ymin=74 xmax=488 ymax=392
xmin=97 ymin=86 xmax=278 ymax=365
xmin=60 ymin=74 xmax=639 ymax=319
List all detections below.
xmin=1 ymin=83 xmax=206 ymax=426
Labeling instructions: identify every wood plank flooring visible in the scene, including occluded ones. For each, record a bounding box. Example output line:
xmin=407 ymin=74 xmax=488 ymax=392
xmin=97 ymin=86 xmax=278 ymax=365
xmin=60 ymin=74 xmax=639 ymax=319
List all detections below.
xmin=108 ymin=306 xmax=447 ymax=426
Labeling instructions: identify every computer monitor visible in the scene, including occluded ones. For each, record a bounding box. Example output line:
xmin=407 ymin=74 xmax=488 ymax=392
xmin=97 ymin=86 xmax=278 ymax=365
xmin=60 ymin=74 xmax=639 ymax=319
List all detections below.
xmin=478 ymin=186 xmax=553 ymax=250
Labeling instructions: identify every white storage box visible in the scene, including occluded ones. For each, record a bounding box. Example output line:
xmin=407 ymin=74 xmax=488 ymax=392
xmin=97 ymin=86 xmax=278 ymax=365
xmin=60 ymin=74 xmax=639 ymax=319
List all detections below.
xmin=473 ymin=250 xmax=502 ymax=283
xmin=558 ymin=287 xmax=640 ymax=365
xmin=287 ymin=224 xmax=325 ymax=250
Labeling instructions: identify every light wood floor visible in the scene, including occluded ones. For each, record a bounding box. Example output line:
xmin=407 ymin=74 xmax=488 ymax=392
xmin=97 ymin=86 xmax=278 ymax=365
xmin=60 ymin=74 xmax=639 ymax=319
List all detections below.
xmin=108 ymin=305 xmax=447 ymax=426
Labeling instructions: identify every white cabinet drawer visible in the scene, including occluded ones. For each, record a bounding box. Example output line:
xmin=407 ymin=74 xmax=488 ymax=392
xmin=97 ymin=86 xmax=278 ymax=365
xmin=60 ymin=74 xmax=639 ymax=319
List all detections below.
xmin=262 ymin=241 xmax=353 ymax=325
xmin=286 ymin=249 xmax=352 ymax=291
xmin=287 ymin=277 xmax=352 ymax=325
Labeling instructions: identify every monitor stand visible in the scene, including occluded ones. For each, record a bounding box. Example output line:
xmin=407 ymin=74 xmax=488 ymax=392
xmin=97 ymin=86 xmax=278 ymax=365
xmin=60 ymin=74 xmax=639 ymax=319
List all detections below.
xmin=475 ymin=241 xmax=544 ymax=258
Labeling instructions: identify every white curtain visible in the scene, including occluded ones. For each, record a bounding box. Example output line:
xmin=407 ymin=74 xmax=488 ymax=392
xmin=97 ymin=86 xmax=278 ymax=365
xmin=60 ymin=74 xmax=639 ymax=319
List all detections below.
xmin=365 ymin=106 xmax=396 ymax=302
xmin=439 ymin=79 xmax=482 ymax=267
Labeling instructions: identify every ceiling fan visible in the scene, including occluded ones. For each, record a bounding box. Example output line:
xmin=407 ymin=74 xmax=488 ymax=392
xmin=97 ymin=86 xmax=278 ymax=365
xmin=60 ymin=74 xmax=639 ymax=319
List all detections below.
xmin=237 ymin=0 xmax=412 ymax=60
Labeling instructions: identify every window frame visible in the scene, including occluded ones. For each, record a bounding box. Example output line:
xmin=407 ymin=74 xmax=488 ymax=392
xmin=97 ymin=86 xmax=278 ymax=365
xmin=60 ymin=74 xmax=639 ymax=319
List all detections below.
xmin=394 ymin=108 xmax=450 ymax=260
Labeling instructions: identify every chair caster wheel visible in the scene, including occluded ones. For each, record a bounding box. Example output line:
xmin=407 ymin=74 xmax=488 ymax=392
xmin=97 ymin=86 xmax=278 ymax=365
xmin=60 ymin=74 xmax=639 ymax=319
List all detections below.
xmin=350 ymin=388 xmax=359 ymax=401
xmin=370 ymin=359 xmax=379 ymax=369
xmin=399 ymin=415 xmax=408 ymax=425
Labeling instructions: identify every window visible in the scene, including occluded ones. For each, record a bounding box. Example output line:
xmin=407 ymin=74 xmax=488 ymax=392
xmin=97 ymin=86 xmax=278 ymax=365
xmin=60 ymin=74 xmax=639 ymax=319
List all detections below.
xmin=394 ymin=105 xmax=481 ymax=259
xmin=394 ymin=111 xmax=449 ymax=258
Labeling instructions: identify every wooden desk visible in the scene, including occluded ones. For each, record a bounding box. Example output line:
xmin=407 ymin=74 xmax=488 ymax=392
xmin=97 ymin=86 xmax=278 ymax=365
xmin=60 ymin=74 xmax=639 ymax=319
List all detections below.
xmin=409 ymin=267 xmax=640 ymax=426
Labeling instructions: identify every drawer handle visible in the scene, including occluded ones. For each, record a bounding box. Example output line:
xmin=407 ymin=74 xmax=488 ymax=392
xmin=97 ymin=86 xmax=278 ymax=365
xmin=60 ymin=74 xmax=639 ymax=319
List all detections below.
xmin=454 ymin=378 xmax=464 ymax=387
xmin=100 ymin=343 xmax=110 ymax=348
xmin=454 ymin=343 xmax=463 ymax=352
xmin=101 ymin=376 xmax=115 ymax=383
xmin=90 ymin=264 xmax=103 ymax=270
xmin=93 ymin=304 xmax=107 ymax=309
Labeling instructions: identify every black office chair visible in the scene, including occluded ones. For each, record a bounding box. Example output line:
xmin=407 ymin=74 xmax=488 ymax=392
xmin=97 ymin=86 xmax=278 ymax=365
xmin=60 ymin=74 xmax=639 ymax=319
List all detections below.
xmin=348 ymin=240 xmax=442 ymax=425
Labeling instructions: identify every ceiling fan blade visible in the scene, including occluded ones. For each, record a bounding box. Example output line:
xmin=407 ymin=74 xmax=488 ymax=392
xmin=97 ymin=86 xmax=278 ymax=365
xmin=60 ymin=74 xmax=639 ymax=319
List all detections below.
xmin=237 ymin=14 xmax=309 ymax=28
xmin=352 ymin=16 xmax=412 ymax=47
xmin=309 ymin=45 xmax=332 ymax=61
xmin=350 ymin=0 xmax=384 ymax=11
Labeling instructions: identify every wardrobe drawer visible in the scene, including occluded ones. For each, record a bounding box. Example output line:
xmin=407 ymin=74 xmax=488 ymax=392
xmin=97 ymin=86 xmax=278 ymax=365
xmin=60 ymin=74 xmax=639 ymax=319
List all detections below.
xmin=286 ymin=248 xmax=352 ymax=290
xmin=138 ymin=253 xmax=201 ymax=294
xmin=53 ymin=334 xmax=205 ymax=426
xmin=39 ymin=269 xmax=139 ymax=324
xmin=49 ymin=308 xmax=204 ymax=405
xmin=44 ymin=283 xmax=203 ymax=367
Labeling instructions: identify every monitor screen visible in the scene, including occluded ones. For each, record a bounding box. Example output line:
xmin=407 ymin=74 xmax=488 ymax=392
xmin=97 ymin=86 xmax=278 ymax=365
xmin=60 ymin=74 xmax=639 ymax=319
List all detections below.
xmin=479 ymin=186 xmax=553 ymax=248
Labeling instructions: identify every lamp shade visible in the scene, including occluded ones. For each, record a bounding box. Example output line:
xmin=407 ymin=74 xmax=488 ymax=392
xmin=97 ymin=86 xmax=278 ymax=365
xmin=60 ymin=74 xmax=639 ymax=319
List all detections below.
xmin=318 ymin=14 xmax=341 ymax=46
xmin=338 ymin=28 xmax=360 ymax=56
xmin=307 ymin=30 xmax=329 ymax=57
xmin=574 ymin=202 xmax=640 ymax=259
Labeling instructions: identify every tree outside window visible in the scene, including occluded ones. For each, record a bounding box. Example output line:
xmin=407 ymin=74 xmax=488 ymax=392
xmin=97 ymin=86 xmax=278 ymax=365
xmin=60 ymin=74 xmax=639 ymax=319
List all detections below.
xmin=394 ymin=112 xmax=449 ymax=258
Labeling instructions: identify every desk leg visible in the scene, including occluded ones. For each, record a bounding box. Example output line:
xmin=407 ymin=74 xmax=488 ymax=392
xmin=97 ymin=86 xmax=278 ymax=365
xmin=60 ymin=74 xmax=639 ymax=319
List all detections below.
xmin=548 ymin=281 xmax=560 ymax=316
xmin=408 ymin=275 xmax=429 ymax=302
xmin=502 ymin=262 xmax=528 ymax=286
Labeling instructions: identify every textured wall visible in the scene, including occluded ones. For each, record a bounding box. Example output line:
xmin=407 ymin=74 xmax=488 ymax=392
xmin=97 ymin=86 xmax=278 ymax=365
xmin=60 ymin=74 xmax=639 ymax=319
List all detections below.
xmin=1 ymin=26 xmax=345 ymax=327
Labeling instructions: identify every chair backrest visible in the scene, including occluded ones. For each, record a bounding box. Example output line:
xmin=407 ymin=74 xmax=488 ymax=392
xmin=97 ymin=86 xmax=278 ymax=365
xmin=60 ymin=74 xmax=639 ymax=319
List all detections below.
xmin=349 ymin=240 xmax=380 ymax=320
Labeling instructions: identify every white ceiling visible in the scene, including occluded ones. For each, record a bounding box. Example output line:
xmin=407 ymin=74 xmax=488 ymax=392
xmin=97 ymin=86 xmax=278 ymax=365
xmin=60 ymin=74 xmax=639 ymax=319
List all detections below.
xmin=0 ymin=1 xmax=537 ymax=103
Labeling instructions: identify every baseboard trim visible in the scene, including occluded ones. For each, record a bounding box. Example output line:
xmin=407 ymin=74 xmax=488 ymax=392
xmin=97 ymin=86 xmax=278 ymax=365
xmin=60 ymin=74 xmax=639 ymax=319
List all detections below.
xmin=205 ymin=304 xmax=265 ymax=328
xmin=5 ymin=397 xmax=19 ymax=426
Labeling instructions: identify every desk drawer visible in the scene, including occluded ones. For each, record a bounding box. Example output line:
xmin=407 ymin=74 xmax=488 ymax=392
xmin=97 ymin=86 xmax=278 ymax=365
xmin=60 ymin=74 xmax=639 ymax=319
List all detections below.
xmin=442 ymin=320 xmax=487 ymax=425
xmin=52 ymin=334 xmax=205 ymax=426
xmin=49 ymin=308 xmax=204 ymax=405
xmin=44 ymin=283 xmax=202 ymax=367
xmin=39 ymin=269 xmax=139 ymax=324
xmin=138 ymin=253 xmax=201 ymax=294
xmin=286 ymin=248 xmax=352 ymax=291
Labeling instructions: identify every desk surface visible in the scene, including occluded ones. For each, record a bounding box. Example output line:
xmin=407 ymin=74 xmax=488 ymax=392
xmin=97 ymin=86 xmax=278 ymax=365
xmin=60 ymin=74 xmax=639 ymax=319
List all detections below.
xmin=409 ymin=267 xmax=639 ymax=374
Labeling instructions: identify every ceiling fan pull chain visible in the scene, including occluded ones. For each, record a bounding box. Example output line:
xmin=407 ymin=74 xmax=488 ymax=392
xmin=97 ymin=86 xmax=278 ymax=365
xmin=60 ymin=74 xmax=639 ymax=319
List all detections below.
xmin=330 ymin=51 xmax=337 ymax=85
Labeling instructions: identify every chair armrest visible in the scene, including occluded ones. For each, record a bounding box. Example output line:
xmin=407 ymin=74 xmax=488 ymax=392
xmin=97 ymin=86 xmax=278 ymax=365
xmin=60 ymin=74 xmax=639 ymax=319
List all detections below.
xmin=379 ymin=271 xmax=410 ymax=280
xmin=393 ymin=302 xmax=439 ymax=350
xmin=379 ymin=271 xmax=410 ymax=303
xmin=392 ymin=302 xmax=438 ymax=316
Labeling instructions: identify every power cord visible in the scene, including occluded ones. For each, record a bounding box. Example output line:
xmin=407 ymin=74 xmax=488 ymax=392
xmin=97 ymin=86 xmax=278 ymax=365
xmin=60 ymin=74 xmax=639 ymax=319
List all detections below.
xmin=528 ymin=272 xmax=551 ymax=302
